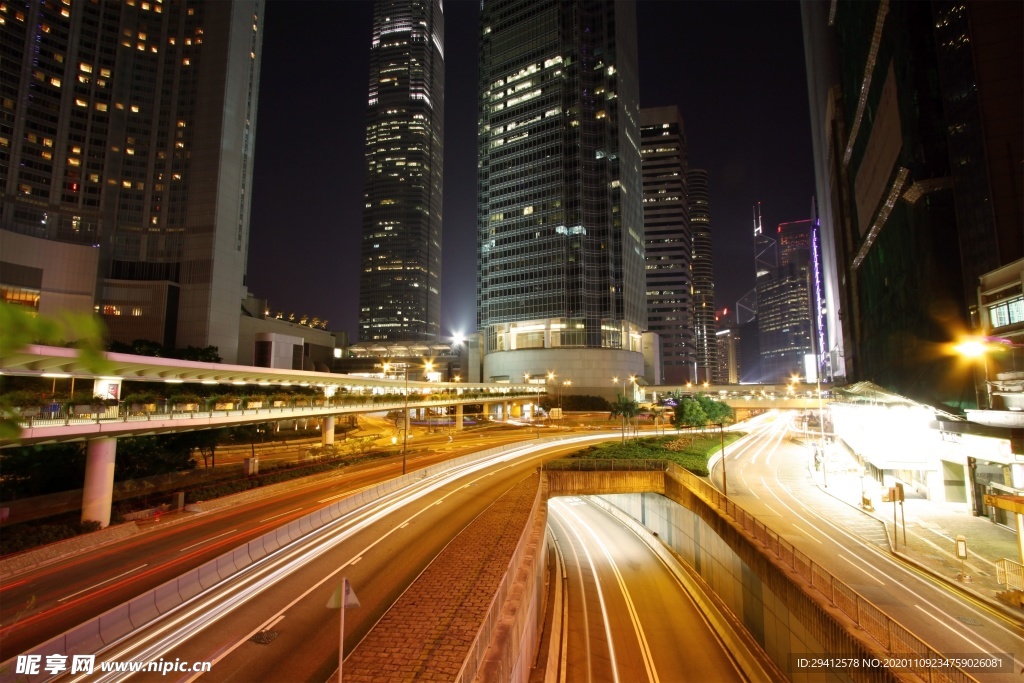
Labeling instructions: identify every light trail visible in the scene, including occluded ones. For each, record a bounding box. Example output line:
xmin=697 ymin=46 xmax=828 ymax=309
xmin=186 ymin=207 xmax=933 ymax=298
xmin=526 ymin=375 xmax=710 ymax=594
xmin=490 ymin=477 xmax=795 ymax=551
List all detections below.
xmin=57 ymin=566 xmax=147 ymax=603
xmin=68 ymin=434 xmax=612 ymax=682
xmin=549 ymin=499 xmax=622 ymax=683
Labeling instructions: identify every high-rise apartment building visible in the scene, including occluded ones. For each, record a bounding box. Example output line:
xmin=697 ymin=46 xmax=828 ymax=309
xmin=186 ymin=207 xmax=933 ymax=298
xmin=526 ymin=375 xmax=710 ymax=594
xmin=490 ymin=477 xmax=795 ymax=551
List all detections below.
xmin=0 ymin=0 xmax=263 ymax=363
xmin=358 ymin=0 xmax=445 ymax=343
xmin=640 ymin=106 xmax=692 ymax=385
xmin=688 ymin=168 xmax=717 ymax=383
xmin=475 ymin=0 xmax=646 ymax=389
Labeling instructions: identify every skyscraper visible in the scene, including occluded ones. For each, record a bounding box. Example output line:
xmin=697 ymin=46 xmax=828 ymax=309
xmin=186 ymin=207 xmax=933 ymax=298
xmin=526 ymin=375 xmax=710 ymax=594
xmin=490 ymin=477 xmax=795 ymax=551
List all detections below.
xmin=640 ymin=106 xmax=693 ymax=385
xmin=802 ymin=0 xmax=1022 ymax=402
xmin=688 ymin=168 xmax=717 ymax=383
xmin=358 ymin=0 xmax=445 ymax=343
xmin=0 ymin=0 xmax=263 ymax=363
xmin=475 ymin=0 xmax=646 ymax=389
xmin=757 ymin=219 xmax=817 ymax=383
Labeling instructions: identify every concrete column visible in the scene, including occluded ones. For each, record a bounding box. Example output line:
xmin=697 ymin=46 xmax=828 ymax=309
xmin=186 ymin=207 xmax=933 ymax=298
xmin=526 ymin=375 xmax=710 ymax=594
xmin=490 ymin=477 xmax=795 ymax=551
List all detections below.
xmin=322 ymin=415 xmax=335 ymax=445
xmin=1016 ymin=513 xmax=1024 ymax=565
xmin=455 ymin=404 xmax=464 ymax=431
xmin=503 ymin=402 xmax=511 ymax=421
xmin=82 ymin=437 xmax=117 ymax=528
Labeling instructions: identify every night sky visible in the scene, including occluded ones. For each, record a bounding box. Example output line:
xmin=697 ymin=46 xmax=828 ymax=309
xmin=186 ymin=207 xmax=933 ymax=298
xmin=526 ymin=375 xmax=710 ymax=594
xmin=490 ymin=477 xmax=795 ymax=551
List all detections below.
xmin=247 ymin=0 xmax=815 ymax=341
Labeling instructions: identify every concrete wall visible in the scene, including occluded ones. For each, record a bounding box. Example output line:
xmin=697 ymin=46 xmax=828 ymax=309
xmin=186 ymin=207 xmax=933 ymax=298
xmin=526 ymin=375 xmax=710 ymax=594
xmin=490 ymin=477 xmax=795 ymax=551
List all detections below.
xmin=546 ymin=469 xmax=908 ymax=683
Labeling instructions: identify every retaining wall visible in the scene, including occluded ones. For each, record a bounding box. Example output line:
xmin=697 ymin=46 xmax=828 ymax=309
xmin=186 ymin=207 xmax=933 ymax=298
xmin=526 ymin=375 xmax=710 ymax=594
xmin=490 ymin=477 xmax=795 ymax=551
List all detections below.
xmin=547 ymin=466 xmax=977 ymax=683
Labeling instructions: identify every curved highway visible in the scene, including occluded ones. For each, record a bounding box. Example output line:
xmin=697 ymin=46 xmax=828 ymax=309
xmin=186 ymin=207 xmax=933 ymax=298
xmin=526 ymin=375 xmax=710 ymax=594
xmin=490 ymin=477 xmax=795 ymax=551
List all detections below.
xmin=53 ymin=436 xmax=609 ymax=682
xmin=715 ymin=412 xmax=1024 ymax=681
xmin=548 ymin=496 xmax=746 ymax=683
xmin=0 ymin=426 xmax=550 ymax=659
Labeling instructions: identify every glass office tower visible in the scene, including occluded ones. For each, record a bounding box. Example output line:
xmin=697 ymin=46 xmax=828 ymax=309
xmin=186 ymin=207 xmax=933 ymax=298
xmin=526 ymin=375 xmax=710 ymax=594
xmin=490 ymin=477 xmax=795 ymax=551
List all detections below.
xmin=640 ymin=107 xmax=693 ymax=385
xmin=476 ymin=0 xmax=645 ymax=389
xmin=358 ymin=0 xmax=445 ymax=343
xmin=0 ymin=0 xmax=263 ymax=362
xmin=687 ymin=168 xmax=717 ymax=384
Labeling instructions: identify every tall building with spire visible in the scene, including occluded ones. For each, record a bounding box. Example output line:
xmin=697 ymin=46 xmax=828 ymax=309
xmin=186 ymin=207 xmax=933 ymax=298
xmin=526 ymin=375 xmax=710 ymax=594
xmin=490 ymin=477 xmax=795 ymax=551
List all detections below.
xmin=688 ymin=168 xmax=717 ymax=383
xmin=0 ymin=0 xmax=264 ymax=362
xmin=640 ymin=106 xmax=693 ymax=384
xmin=475 ymin=0 xmax=646 ymax=390
xmin=358 ymin=0 xmax=445 ymax=343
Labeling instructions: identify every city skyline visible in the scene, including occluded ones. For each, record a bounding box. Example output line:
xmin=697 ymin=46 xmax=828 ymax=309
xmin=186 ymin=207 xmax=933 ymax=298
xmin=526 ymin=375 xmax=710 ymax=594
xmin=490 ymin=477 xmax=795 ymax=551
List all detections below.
xmin=248 ymin=0 xmax=815 ymax=341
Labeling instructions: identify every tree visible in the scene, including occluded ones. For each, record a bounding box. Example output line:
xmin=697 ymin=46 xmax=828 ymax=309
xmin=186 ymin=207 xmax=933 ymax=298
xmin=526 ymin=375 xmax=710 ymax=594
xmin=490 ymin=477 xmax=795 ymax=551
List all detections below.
xmin=0 ymin=303 xmax=110 ymax=439
xmin=673 ymin=398 xmax=708 ymax=430
xmin=0 ymin=443 xmax=87 ymax=499
xmin=608 ymin=395 xmax=641 ymax=442
xmin=114 ymin=435 xmax=197 ymax=480
xmin=695 ymin=393 xmax=733 ymax=424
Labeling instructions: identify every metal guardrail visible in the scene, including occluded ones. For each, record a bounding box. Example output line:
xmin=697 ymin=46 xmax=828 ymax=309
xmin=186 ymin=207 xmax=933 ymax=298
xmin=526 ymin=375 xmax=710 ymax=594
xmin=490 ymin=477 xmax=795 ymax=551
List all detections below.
xmin=5 ymin=392 xmax=538 ymax=433
xmin=664 ymin=462 xmax=979 ymax=683
xmin=997 ymin=558 xmax=1024 ymax=591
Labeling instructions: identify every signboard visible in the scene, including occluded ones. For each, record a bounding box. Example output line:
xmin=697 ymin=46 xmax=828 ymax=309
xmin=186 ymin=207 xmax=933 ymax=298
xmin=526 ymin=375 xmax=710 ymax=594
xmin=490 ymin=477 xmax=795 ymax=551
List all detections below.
xmin=549 ymin=408 xmax=563 ymax=419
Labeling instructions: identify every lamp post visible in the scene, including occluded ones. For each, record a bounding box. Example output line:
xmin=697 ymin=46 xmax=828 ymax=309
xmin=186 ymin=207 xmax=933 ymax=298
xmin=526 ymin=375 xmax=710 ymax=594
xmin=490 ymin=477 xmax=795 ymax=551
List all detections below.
xmin=629 ymin=375 xmax=638 ymax=437
xmin=716 ymin=422 xmax=727 ymax=497
xmin=384 ymin=362 xmax=410 ymax=475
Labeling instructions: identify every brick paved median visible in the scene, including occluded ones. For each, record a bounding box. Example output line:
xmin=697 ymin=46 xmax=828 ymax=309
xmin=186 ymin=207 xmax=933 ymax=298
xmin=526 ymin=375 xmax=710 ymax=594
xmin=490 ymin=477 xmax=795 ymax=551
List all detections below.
xmin=342 ymin=473 xmax=540 ymax=682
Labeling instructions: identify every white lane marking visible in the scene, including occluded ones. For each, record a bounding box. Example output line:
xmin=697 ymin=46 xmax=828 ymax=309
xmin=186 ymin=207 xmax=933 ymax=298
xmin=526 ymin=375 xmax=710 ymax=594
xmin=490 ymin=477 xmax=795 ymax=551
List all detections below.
xmin=760 ymin=440 xmax=1024 ymax=649
xmin=179 ymin=529 xmax=238 ymax=552
xmin=763 ymin=503 xmax=781 ymax=517
xmin=58 ymin=565 xmax=148 ymax=602
xmin=259 ymin=508 xmax=302 ymax=523
xmin=551 ymin=499 xmax=622 ymax=683
xmin=399 ymin=522 xmax=409 ymax=529
xmin=793 ymin=524 xmax=823 ymax=544
xmin=549 ymin=515 xmax=594 ymax=683
xmin=257 ymin=614 xmax=285 ymax=632
xmin=316 ymin=483 xmax=376 ymax=504
xmin=350 ymin=556 xmax=362 ymax=565
xmin=914 ymin=604 xmax=1018 ymax=667
xmin=838 ymin=554 xmax=885 ymax=586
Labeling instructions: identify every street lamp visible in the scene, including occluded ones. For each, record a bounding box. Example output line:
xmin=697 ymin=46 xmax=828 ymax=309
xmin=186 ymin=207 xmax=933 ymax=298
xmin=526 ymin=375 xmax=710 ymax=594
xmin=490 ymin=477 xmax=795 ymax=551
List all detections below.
xmin=383 ymin=361 xmax=410 ymax=475
xmin=955 ymin=336 xmax=993 ymax=409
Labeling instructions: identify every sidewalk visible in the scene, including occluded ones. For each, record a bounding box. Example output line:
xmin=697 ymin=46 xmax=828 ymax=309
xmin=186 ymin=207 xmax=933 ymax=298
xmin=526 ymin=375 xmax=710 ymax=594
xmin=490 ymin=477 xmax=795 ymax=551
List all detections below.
xmin=817 ymin=443 xmax=1024 ymax=620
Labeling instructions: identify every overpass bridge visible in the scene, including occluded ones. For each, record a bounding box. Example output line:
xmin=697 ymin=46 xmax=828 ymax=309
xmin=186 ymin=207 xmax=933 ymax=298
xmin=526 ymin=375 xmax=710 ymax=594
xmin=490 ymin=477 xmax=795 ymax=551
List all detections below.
xmin=0 ymin=345 xmax=542 ymax=526
xmin=644 ymin=382 xmax=832 ymax=411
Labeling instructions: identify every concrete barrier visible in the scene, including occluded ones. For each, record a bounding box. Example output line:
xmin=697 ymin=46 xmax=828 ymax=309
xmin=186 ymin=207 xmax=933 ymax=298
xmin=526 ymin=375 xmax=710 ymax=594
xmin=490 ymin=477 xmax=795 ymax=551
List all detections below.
xmin=153 ymin=580 xmax=183 ymax=614
xmin=98 ymin=605 xmax=132 ymax=644
xmin=128 ymin=592 xmax=159 ymax=629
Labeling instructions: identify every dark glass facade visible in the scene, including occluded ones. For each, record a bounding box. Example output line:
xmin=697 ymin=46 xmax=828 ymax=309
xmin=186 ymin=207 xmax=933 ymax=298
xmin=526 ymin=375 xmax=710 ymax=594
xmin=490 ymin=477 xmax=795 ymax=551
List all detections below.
xmin=640 ymin=107 xmax=693 ymax=384
xmin=359 ymin=0 xmax=445 ymax=343
xmin=475 ymin=0 xmax=645 ymax=358
xmin=688 ymin=169 xmax=717 ymax=383
xmin=757 ymin=220 xmax=816 ymax=383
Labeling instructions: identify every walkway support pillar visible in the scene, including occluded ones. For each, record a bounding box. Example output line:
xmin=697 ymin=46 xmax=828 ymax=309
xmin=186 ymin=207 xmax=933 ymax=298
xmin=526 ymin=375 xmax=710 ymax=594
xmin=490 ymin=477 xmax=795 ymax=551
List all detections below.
xmin=455 ymin=404 xmax=464 ymax=431
xmin=82 ymin=437 xmax=117 ymax=528
xmin=504 ymin=402 xmax=512 ymax=421
xmin=322 ymin=416 xmax=335 ymax=446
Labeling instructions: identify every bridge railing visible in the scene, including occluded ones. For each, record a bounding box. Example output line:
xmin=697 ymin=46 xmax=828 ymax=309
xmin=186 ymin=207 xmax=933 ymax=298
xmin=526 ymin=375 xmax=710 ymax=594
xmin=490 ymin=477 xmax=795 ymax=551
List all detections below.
xmin=666 ymin=462 xmax=979 ymax=683
xmin=5 ymin=391 xmax=540 ymax=431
